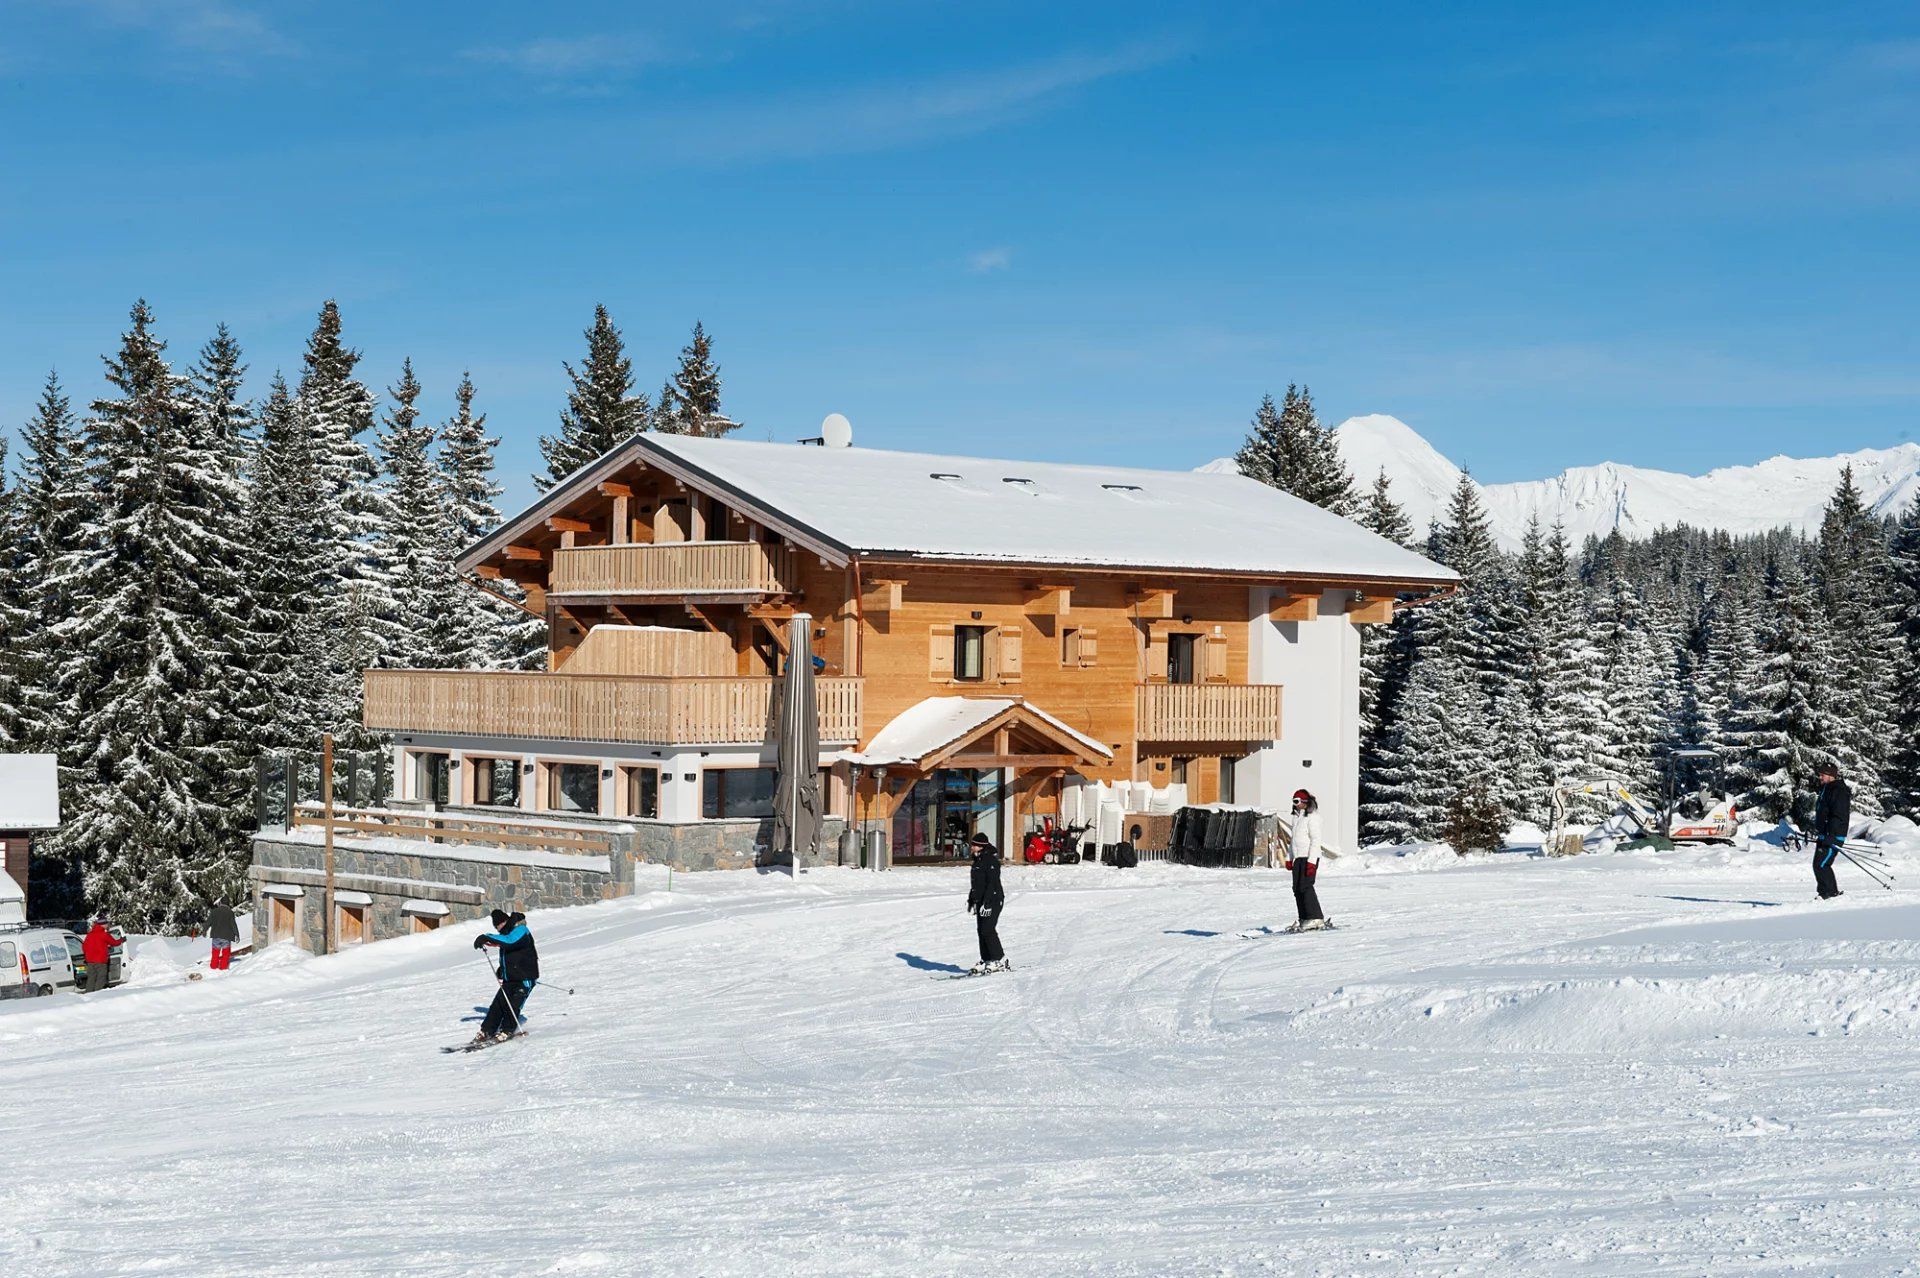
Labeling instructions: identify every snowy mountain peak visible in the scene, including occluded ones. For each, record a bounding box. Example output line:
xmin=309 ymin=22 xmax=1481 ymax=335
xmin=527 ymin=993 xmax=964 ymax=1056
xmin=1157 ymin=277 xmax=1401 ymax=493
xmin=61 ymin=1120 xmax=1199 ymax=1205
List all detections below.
xmin=1201 ymin=415 xmax=1920 ymax=549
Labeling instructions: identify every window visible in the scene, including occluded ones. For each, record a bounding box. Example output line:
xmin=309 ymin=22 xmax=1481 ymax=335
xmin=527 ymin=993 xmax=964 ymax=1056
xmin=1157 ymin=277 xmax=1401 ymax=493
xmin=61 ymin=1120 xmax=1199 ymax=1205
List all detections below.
xmin=410 ymin=914 xmax=441 ymax=934
xmin=1220 ymin=756 xmax=1241 ymax=805
xmin=703 ymin=767 xmax=777 ymax=819
xmin=0 ymin=942 xmax=14 ymax=968
xmin=1169 ymin=757 xmax=1191 ymax=786
xmin=1167 ymin=634 xmax=1198 ymax=685
xmin=1061 ymin=626 xmax=1080 ymax=666
xmin=954 ymin=625 xmax=988 ymax=682
xmin=411 ymin=751 xmax=451 ymax=806
xmin=627 ymin=766 xmax=660 ymax=819
xmin=471 ymin=757 xmax=520 ymax=807
xmin=547 ymin=762 xmax=602 ymax=814
xmin=338 ymin=904 xmax=368 ymax=947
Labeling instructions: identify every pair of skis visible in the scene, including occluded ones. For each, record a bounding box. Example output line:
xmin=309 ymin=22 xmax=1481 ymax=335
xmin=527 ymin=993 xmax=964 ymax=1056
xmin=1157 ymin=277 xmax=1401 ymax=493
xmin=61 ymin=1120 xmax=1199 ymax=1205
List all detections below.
xmin=1237 ymin=919 xmax=1337 ymax=939
xmin=442 ymin=1031 xmax=529 ymax=1054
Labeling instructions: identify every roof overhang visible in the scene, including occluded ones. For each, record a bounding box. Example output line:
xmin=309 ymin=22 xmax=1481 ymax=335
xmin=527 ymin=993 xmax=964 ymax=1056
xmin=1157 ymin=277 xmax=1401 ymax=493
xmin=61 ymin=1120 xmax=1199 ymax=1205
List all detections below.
xmin=841 ymin=697 xmax=1113 ymax=773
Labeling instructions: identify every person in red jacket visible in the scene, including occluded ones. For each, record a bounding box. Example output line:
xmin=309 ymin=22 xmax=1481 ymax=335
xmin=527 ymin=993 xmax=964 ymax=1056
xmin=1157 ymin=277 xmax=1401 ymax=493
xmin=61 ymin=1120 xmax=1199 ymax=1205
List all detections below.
xmin=81 ymin=919 xmax=124 ymax=993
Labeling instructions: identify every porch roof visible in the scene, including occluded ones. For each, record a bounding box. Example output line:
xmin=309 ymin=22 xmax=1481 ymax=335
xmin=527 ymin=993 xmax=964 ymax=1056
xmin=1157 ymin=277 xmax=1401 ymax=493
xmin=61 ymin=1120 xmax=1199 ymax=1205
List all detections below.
xmin=840 ymin=697 xmax=1112 ymax=771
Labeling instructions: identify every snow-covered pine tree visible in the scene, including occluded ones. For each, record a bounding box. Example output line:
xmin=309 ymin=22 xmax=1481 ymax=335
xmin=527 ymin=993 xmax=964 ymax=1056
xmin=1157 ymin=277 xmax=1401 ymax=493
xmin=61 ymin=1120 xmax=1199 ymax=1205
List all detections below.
xmin=537 ymin=305 xmax=650 ymax=490
xmin=11 ymin=372 xmax=89 ymax=753
xmin=0 ymin=437 xmax=26 ymax=750
xmin=240 ymin=374 xmax=334 ymax=756
xmin=655 ymin=320 xmax=739 ymax=437
xmin=1589 ymin=572 xmax=1665 ymax=795
xmin=1886 ymin=490 xmax=1920 ymax=809
xmin=372 ymin=359 xmax=460 ymax=669
xmin=1727 ymin=547 xmax=1833 ymax=823
xmin=1813 ymin=466 xmax=1900 ymax=811
xmin=1356 ymin=470 xmax=1415 ymax=743
xmin=48 ymin=302 xmax=251 ymax=927
xmin=1233 ymin=385 xmax=1356 ymax=515
xmin=294 ymin=302 xmax=387 ymax=736
xmin=1508 ymin=519 xmax=1608 ymax=823
xmin=439 ymin=373 xmax=543 ymax=669
xmin=1695 ymin=565 xmax=1759 ymax=760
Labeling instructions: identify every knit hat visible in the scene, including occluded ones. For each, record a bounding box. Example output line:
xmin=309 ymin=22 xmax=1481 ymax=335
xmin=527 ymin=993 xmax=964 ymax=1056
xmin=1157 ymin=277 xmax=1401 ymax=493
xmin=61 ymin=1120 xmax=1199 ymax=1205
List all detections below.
xmin=490 ymin=909 xmax=510 ymax=928
xmin=969 ymin=832 xmax=993 ymax=848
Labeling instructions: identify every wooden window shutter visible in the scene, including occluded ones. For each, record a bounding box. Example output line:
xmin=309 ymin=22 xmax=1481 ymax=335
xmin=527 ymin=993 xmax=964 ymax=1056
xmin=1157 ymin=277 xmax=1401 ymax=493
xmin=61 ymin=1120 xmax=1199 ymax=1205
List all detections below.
xmin=1147 ymin=634 xmax=1169 ymax=682
xmin=929 ymin=625 xmax=955 ymax=678
xmin=998 ymin=626 xmax=1023 ymax=681
xmin=1077 ymin=628 xmax=1098 ymax=667
xmin=1204 ymin=634 xmax=1230 ymax=683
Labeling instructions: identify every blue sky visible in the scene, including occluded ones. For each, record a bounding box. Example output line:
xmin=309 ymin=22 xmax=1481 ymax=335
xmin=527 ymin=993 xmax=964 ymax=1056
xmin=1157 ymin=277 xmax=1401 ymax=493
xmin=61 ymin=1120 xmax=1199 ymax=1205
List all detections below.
xmin=3 ymin=1 xmax=1918 ymax=510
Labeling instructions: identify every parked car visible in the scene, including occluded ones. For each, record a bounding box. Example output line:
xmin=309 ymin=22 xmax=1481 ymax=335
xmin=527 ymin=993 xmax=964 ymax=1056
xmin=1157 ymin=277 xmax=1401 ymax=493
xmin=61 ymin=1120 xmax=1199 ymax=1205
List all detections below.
xmin=0 ymin=926 xmax=125 ymax=998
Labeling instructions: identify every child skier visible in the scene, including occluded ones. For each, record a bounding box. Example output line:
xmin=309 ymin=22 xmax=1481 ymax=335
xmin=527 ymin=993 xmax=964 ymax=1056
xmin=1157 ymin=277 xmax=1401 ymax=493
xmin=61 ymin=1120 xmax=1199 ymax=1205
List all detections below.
xmin=1283 ymin=789 xmax=1329 ymax=932
xmin=965 ymin=832 xmax=1009 ymax=975
xmin=470 ymin=908 xmax=539 ymax=1046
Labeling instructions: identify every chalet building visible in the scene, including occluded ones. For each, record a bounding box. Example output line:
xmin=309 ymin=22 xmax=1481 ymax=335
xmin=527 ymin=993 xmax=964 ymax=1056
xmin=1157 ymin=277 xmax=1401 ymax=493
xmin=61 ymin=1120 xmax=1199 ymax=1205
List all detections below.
xmin=0 ymin=754 xmax=60 ymax=917
xmin=359 ymin=427 xmax=1455 ymax=869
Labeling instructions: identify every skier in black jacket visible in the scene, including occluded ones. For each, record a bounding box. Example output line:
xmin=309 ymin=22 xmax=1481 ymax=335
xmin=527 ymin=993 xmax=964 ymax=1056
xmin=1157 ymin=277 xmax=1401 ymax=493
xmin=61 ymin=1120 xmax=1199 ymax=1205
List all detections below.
xmin=1811 ymin=761 xmax=1851 ymax=901
xmin=471 ymin=908 xmax=540 ymax=1044
xmin=965 ymin=833 xmax=1009 ymax=975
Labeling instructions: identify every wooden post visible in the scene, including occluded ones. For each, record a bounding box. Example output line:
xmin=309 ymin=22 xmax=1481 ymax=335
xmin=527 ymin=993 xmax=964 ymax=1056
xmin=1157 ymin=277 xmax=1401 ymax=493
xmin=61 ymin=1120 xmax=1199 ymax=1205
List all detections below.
xmin=322 ymin=732 xmax=336 ymax=957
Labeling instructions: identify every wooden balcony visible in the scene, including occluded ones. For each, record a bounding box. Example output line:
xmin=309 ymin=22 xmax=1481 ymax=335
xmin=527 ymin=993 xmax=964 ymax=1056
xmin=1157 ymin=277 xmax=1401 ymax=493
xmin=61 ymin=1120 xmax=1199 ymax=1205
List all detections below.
xmin=364 ymin=670 xmax=864 ymax=745
xmin=548 ymin=541 xmax=794 ymax=598
xmin=1137 ymin=683 xmax=1285 ymax=743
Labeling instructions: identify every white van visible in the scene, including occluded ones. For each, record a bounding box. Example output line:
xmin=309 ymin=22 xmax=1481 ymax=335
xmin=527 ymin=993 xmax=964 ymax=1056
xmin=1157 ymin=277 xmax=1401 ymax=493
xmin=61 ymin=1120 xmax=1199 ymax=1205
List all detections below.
xmin=1 ymin=927 xmax=85 ymax=998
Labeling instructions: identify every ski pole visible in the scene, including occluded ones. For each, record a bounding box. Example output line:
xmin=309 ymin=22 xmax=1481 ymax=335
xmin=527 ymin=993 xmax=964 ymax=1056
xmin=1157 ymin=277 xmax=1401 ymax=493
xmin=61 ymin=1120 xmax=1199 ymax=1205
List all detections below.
xmin=534 ymin=979 xmax=574 ymax=996
xmin=1838 ymin=848 xmax=1894 ymax=891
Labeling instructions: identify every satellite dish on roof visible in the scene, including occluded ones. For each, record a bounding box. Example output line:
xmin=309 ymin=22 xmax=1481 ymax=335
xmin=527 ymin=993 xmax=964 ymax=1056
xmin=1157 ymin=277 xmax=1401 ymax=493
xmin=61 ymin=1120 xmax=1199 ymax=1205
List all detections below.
xmin=820 ymin=413 xmax=853 ymax=449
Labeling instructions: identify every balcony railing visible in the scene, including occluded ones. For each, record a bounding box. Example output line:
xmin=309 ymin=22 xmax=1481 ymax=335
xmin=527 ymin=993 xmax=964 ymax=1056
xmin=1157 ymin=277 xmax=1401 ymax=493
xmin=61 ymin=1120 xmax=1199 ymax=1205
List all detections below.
xmin=364 ymin=670 xmax=864 ymax=745
xmin=549 ymin=541 xmax=794 ymax=597
xmin=1137 ymin=683 xmax=1285 ymax=742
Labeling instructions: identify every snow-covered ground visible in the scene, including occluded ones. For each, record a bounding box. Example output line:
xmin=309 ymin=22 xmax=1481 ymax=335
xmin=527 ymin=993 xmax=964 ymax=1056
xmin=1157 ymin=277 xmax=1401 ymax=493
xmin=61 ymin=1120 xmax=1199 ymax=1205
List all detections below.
xmin=5 ymin=842 xmax=1920 ymax=1276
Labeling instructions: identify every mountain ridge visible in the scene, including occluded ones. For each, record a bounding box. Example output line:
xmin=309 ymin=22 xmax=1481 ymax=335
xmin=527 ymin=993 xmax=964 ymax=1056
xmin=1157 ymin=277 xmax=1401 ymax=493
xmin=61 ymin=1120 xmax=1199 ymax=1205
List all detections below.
xmin=1203 ymin=414 xmax=1920 ymax=549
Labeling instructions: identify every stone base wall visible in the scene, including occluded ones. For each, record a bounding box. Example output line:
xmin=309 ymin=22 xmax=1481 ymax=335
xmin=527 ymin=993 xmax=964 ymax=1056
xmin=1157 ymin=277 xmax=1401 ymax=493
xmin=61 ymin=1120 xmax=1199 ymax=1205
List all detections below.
xmin=630 ymin=817 xmax=848 ymax=872
xmin=249 ymin=833 xmax=625 ymax=954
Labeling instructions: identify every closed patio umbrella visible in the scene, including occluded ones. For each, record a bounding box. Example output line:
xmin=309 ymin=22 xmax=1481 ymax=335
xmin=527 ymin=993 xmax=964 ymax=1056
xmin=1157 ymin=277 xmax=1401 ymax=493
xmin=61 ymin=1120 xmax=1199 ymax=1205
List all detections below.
xmin=773 ymin=612 xmax=822 ymax=877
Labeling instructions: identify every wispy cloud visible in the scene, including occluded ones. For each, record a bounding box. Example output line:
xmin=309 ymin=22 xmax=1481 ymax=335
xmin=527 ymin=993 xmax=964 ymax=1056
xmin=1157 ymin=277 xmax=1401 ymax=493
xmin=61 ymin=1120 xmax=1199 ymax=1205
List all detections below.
xmin=663 ymin=39 xmax=1181 ymax=164
xmin=461 ymin=33 xmax=670 ymax=89
xmin=966 ymin=247 xmax=1012 ymax=274
xmin=59 ymin=0 xmax=293 ymax=65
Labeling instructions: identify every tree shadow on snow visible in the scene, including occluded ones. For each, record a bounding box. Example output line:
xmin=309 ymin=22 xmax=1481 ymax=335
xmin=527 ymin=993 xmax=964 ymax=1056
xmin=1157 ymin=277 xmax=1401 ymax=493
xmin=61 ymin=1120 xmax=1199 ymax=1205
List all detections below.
xmin=1659 ymin=895 xmax=1781 ymax=909
xmin=896 ymin=952 xmax=967 ymax=974
xmin=1163 ymin=929 xmax=1222 ymax=938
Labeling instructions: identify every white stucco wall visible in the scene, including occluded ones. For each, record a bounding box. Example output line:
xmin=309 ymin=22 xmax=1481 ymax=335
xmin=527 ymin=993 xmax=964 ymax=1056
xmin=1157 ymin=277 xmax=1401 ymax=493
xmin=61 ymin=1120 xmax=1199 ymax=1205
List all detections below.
xmin=1244 ymin=588 xmax=1363 ymax=854
xmin=386 ymin=734 xmax=838 ymax=825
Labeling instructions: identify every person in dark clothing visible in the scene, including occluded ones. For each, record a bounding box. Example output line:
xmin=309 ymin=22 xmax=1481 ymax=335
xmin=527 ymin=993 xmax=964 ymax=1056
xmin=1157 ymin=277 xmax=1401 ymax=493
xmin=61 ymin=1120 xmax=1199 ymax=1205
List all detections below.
xmin=80 ymin=919 xmax=124 ymax=992
xmin=965 ymin=833 xmax=1008 ymax=975
xmin=472 ymin=908 xmax=539 ymax=1043
xmin=1812 ymin=762 xmax=1851 ymax=901
xmin=207 ymin=900 xmax=239 ymax=972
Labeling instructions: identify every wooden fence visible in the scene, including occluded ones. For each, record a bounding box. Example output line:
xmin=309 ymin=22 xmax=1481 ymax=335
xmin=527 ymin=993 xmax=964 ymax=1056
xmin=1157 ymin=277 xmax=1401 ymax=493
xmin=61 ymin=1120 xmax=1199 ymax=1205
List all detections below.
xmin=290 ymin=803 xmax=617 ymax=856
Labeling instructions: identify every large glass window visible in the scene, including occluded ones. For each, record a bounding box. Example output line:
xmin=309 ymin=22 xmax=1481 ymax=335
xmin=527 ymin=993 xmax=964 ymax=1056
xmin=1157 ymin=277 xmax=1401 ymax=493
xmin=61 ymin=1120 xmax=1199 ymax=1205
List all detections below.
xmin=954 ymin=625 xmax=988 ymax=682
xmin=471 ymin=757 xmax=520 ymax=807
xmin=547 ymin=762 xmax=601 ymax=814
xmin=890 ymin=768 xmax=1003 ymax=864
xmin=702 ymin=768 xmax=777 ymax=819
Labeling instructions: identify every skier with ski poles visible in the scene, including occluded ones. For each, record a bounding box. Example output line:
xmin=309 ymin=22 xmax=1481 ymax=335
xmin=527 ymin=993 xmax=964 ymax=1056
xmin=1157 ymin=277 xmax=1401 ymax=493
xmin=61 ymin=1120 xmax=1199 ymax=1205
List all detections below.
xmin=1284 ymin=789 xmax=1330 ymax=932
xmin=965 ymin=832 xmax=1009 ymax=975
xmin=1811 ymin=760 xmax=1851 ymax=901
xmin=469 ymin=908 xmax=539 ymax=1047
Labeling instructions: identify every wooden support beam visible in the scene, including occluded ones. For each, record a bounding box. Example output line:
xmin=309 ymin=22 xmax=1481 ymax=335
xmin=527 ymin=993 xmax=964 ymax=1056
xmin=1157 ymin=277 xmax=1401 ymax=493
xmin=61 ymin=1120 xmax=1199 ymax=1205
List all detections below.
xmin=474 ymin=564 xmax=504 ymax=580
xmin=463 ymin=576 xmax=545 ymax=619
xmin=684 ymin=604 xmax=721 ymax=633
xmin=596 ymin=482 xmax=635 ymax=499
xmin=1026 ymin=583 xmax=1073 ymax=616
xmin=862 ymin=578 xmax=905 ymax=613
xmin=1348 ymin=595 xmax=1395 ymax=625
xmin=941 ymin=753 xmax=1085 ymax=770
xmin=546 ymin=516 xmax=593 ymax=534
xmin=757 ymin=615 xmax=791 ymax=654
xmin=502 ymin=545 xmax=543 ymax=561
xmin=1129 ymin=587 xmax=1175 ymax=619
xmin=1268 ymin=591 xmax=1319 ymax=623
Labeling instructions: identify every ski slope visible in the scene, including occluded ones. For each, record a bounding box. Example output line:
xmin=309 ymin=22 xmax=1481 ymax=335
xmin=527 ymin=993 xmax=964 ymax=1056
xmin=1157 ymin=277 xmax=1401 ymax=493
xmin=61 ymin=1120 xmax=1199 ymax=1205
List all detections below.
xmin=5 ymin=845 xmax=1920 ymax=1276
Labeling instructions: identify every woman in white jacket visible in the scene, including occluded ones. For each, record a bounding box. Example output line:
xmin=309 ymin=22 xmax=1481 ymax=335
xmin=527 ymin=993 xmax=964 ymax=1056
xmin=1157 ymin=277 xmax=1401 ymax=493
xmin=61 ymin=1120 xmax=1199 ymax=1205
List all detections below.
xmin=1284 ymin=789 xmax=1329 ymax=931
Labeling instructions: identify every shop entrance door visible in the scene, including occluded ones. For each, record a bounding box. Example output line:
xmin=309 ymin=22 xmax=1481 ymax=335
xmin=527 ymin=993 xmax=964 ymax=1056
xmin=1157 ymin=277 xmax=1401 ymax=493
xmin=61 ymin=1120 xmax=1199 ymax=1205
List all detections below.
xmin=890 ymin=768 xmax=1004 ymax=864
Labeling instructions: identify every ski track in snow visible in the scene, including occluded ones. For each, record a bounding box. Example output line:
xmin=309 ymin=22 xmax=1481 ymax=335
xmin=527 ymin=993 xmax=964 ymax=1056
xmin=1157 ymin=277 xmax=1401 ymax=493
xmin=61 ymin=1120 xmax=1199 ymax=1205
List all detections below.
xmin=4 ymin=851 xmax=1920 ymax=1276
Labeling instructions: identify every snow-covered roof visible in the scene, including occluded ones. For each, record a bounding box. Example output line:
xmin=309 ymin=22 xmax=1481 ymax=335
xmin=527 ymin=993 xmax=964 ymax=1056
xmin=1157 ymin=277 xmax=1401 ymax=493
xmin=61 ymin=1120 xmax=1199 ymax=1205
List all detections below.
xmin=841 ymin=697 xmax=1113 ymax=768
xmin=0 ymin=755 xmax=59 ymax=830
xmin=468 ymin=435 xmax=1457 ymax=584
